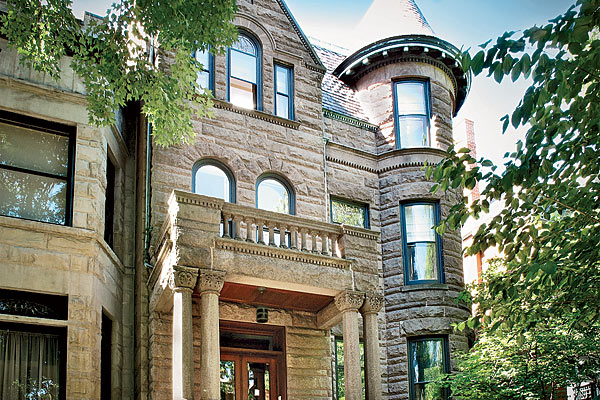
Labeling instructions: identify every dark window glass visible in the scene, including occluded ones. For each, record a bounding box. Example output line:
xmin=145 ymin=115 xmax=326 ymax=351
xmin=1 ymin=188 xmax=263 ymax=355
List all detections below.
xmin=331 ymin=197 xmax=369 ymax=228
xmin=402 ymin=203 xmax=441 ymax=283
xmin=104 ymin=157 xmax=115 ymax=248
xmin=101 ymin=313 xmax=112 ymax=400
xmin=0 ymin=111 xmax=75 ymax=225
xmin=394 ymin=81 xmax=430 ymax=148
xmin=274 ymin=64 xmax=293 ymax=119
xmin=229 ymin=34 xmax=260 ymax=109
xmin=408 ymin=337 xmax=448 ymax=400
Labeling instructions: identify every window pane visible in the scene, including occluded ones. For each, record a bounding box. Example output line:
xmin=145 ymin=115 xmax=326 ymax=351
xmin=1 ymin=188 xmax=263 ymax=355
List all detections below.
xmin=0 ymin=168 xmax=67 ymax=224
xmin=230 ymin=49 xmax=257 ymax=84
xmin=220 ymin=360 xmax=235 ymax=400
xmin=196 ymin=70 xmax=210 ymax=90
xmin=398 ymin=116 xmax=428 ymax=147
xmin=194 ymin=165 xmax=230 ymax=202
xmin=332 ymin=200 xmax=366 ymax=227
xmin=0 ymin=122 xmax=69 ymax=176
xmin=230 ymin=78 xmax=257 ymax=109
xmin=404 ymin=204 xmax=436 ymax=242
xmin=232 ymin=35 xmax=257 ymax=55
xmin=395 ymin=82 xmax=426 ymax=114
xmin=0 ymin=330 xmax=61 ymax=399
xmin=257 ymin=179 xmax=289 ymax=214
xmin=411 ymin=339 xmax=444 ymax=383
xmin=195 ymin=49 xmax=209 ymax=69
xmin=276 ymin=65 xmax=289 ymax=95
xmin=275 ymin=94 xmax=289 ymax=119
xmin=407 ymin=242 xmax=438 ymax=281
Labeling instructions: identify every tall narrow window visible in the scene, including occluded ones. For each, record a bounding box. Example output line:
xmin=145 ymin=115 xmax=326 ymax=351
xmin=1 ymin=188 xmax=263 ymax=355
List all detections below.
xmin=0 ymin=110 xmax=75 ymax=225
xmin=104 ymin=157 xmax=116 ymax=248
xmin=401 ymin=202 xmax=442 ymax=284
xmin=228 ymin=33 xmax=261 ymax=110
xmin=192 ymin=160 xmax=235 ymax=203
xmin=193 ymin=48 xmax=213 ymax=91
xmin=393 ymin=80 xmax=431 ymax=148
xmin=101 ymin=312 xmax=113 ymax=400
xmin=274 ymin=63 xmax=293 ymax=119
xmin=408 ymin=337 xmax=448 ymax=400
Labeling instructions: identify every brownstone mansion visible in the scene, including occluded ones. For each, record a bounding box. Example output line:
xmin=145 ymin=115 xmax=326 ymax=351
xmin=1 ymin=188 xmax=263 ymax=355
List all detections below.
xmin=0 ymin=0 xmax=471 ymax=399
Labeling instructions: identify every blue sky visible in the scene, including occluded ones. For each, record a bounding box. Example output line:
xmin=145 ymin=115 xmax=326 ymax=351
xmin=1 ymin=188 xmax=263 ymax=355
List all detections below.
xmin=72 ymin=0 xmax=573 ymax=163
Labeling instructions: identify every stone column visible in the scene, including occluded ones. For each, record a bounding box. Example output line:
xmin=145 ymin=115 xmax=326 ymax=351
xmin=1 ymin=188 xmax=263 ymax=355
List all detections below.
xmin=196 ymin=269 xmax=226 ymax=400
xmin=170 ymin=266 xmax=198 ymax=400
xmin=335 ymin=290 xmax=365 ymax=400
xmin=360 ymin=292 xmax=384 ymax=400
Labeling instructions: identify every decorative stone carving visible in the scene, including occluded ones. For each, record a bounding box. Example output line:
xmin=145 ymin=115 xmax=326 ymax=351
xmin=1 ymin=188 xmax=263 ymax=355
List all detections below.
xmin=335 ymin=289 xmax=365 ymax=313
xmin=168 ymin=266 xmax=198 ymax=291
xmin=196 ymin=269 xmax=226 ymax=295
xmin=360 ymin=292 xmax=384 ymax=314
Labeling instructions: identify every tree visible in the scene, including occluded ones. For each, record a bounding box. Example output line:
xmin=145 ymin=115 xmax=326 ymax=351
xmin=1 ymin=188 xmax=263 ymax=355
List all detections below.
xmin=427 ymin=0 xmax=600 ymax=333
xmin=0 ymin=0 xmax=238 ymax=146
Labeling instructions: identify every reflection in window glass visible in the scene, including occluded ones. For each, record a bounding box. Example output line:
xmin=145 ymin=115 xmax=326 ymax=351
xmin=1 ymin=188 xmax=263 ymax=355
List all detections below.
xmin=194 ymin=48 xmax=211 ymax=90
xmin=257 ymin=178 xmax=289 ymax=214
xmin=247 ymin=362 xmax=270 ymax=400
xmin=403 ymin=203 xmax=439 ymax=282
xmin=394 ymin=81 xmax=430 ymax=148
xmin=229 ymin=34 xmax=259 ymax=109
xmin=194 ymin=164 xmax=231 ymax=202
xmin=331 ymin=198 xmax=367 ymax=228
xmin=220 ymin=361 xmax=235 ymax=400
xmin=409 ymin=338 xmax=446 ymax=400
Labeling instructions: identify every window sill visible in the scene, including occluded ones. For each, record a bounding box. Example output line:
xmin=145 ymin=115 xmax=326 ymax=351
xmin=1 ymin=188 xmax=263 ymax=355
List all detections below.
xmin=213 ymin=99 xmax=300 ymax=130
xmin=401 ymin=283 xmax=448 ymax=292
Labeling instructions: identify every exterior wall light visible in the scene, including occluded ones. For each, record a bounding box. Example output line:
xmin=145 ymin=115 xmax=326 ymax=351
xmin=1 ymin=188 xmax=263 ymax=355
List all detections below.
xmin=256 ymin=287 xmax=268 ymax=323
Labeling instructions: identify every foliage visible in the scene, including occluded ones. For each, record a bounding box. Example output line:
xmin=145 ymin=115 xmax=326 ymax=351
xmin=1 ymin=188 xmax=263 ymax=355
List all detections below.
xmin=426 ymin=0 xmax=600 ymax=333
xmin=1 ymin=0 xmax=238 ymax=146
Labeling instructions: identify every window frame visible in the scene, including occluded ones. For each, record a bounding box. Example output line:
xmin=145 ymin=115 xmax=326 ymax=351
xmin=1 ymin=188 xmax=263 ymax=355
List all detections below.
xmin=192 ymin=47 xmax=215 ymax=93
xmin=227 ymin=30 xmax=262 ymax=111
xmin=400 ymin=201 xmax=444 ymax=285
xmin=191 ymin=159 xmax=236 ymax=203
xmin=255 ymin=174 xmax=295 ymax=215
xmin=274 ymin=62 xmax=294 ymax=120
xmin=0 ymin=109 xmax=76 ymax=226
xmin=407 ymin=336 xmax=450 ymax=400
xmin=330 ymin=196 xmax=370 ymax=229
xmin=392 ymin=79 xmax=431 ymax=149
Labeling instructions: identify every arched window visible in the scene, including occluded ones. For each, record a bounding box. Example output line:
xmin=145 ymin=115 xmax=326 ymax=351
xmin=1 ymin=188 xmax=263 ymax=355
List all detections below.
xmin=228 ymin=32 xmax=261 ymax=110
xmin=256 ymin=175 xmax=294 ymax=214
xmin=192 ymin=160 xmax=235 ymax=203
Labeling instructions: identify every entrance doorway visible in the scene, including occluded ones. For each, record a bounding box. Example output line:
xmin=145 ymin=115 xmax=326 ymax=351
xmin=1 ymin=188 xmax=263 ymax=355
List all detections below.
xmin=219 ymin=321 xmax=286 ymax=400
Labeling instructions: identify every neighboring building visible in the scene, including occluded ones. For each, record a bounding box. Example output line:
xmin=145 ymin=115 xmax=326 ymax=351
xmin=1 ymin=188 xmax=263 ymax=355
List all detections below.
xmin=0 ymin=0 xmax=472 ymax=399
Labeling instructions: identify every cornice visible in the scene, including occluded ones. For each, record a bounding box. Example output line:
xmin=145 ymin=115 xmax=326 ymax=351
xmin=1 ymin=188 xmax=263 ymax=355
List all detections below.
xmin=213 ymin=99 xmax=300 ymax=129
xmin=323 ymin=109 xmax=379 ymax=132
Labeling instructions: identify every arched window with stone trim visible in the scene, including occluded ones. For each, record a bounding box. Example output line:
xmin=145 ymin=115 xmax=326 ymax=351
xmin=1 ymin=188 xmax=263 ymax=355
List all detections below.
xmin=256 ymin=174 xmax=294 ymax=215
xmin=192 ymin=159 xmax=236 ymax=203
xmin=228 ymin=31 xmax=262 ymax=110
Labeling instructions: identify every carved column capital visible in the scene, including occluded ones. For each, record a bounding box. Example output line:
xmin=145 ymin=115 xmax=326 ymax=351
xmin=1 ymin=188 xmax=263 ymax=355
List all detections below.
xmin=169 ymin=266 xmax=198 ymax=292
xmin=360 ymin=292 xmax=384 ymax=315
xmin=196 ymin=268 xmax=226 ymax=295
xmin=335 ymin=289 xmax=365 ymax=313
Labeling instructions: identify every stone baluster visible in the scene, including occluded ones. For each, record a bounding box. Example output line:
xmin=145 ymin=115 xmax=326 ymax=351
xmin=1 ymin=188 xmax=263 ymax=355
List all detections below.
xmin=321 ymin=232 xmax=330 ymax=256
xmin=361 ymin=292 xmax=384 ymax=400
xmin=311 ymin=231 xmax=319 ymax=254
xmin=222 ymin=212 xmax=231 ymax=238
xmin=244 ymin=217 xmax=255 ymax=243
xmin=197 ymin=269 xmax=226 ymax=400
xmin=268 ymin=221 xmax=276 ymax=246
xmin=169 ymin=266 xmax=198 ymax=400
xmin=335 ymin=290 xmax=365 ymax=400
xmin=290 ymin=226 xmax=298 ymax=250
xmin=233 ymin=215 xmax=242 ymax=240
xmin=279 ymin=225 xmax=288 ymax=248
xmin=300 ymin=228 xmax=308 ymax=252
xmin=256 ymin=219 xmax=266 ymax=245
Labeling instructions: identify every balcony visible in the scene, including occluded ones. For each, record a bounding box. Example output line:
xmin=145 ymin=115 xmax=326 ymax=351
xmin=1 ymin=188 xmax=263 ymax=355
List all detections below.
xmin=148 ymin=190 xmax=380 ymax=313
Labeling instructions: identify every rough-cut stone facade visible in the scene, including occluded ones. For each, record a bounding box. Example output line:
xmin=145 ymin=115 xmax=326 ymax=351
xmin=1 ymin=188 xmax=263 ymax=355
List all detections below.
xmin=0 ymin=0 xmax=471 ymax=399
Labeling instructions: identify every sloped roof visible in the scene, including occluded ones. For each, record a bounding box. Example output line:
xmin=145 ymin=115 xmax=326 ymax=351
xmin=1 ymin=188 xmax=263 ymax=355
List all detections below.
xmin=312 ymin=44 xmax=369 ymax=122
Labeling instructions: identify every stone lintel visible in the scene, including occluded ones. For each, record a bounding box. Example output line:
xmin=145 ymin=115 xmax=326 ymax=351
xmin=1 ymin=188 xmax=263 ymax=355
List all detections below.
xmin=335 ymin=289 xmax=365 ymax=313
xmin=316 ymin=301 xmax=343 ymax=329
xmin=197 ymin=268 xmax=226 ymax=295
xmin=360 ymin=292 xmax=384 ymax=315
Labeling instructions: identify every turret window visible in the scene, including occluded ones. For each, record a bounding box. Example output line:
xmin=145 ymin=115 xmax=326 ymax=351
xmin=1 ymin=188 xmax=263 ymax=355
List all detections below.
xmin=393 ymin=80 xmax=431 ymax=148
xmin=408 ymin=336 xmax=449 ymax=400
xmin=401 ymin=202 xmax=443 ymax=284
xmin=228 ymin=33 xmax=261 ymax=110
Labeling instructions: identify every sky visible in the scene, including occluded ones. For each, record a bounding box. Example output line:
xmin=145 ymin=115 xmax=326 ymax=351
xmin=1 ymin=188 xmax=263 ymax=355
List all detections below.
xmin=71 ymin=0 xmax=574 ymax=164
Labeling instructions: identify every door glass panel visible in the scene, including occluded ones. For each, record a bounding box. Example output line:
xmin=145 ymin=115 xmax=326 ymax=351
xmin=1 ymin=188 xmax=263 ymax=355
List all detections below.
xmin=220 ymin=360 xmax=235 ymax=400
xmin=248 ymin=362 xmax=270 ymax=400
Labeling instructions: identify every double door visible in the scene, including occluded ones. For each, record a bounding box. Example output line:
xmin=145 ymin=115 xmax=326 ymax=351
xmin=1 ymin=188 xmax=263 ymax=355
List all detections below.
xmin=220 ymin=351 xmax=283 ymax=400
